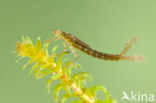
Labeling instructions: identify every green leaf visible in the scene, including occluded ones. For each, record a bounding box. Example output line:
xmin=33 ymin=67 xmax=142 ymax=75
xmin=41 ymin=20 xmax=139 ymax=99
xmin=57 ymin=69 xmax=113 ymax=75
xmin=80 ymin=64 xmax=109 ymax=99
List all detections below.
xmin=60 ymin=94 xmax=77 ymax=103
xmin=89 ymin=85 xmax=110 ymax=99
xmin=49 ymin=46 xmax=58 ymax=58
xmin=51 ymin=73 xmax=62 ymax=80
xmin=22 ymin=35 xmax=29 ymax=43
xmin=55 ymin=52 xmax=66 ymax=72
xmin=22 ymin=36 xmax=32 ymax=44
xmin=46 ymin=74 xmax=62 ymax=93
xmin=35 ymin=37 xmax=42 ymax=50
xmin=21 ymin=35 xmax=25 ymax=41
xmin=65 ymin=67 xmax=72 ymax=78
xmin=52 ymin=46 xmax=58 ymax=53
xmin=72 ymin=72 xmax=92 ymax=88
xmin=43 ymin=42 xmax=50 ymax=57
xmin=27 ymin=63 xmax=39 ymax=77
xmin=34 ymin=69 xmax=50 ymax=79
xmin=37 ymin=37 xmax=41 ymax=41
xmin=72 ymin=63 xmax=81 ymax=68
xmin=65 ymin=62 xmax=81 ymax=69
xmin=73 ymin=72 xmax=92 ymax=81
xmin=53 ymin=83 xmax=63 ymax=102
xmin=16 ymin=56 xmax=24 ymax=63
xmin=57 ymin=52 xmax=67 ymax=64
xmin=62 ymin=58 xmax=68 ymax=63
xmin=46 ymin=78 xmax=53 ymax=93
xmin=33 ymin=66 xmax=48 ymax=79
xmin=60 ymin=94 xmax=70 ymax=103
xmin=65 ymin=61 xmax=73 ymax=66
xmin=63 ymin=85 xmax=71 ymax=95
xmin=70 ymin=99 xmax=83 ymax=103
xmin=22 ymin=59 xmax=33 ymax=69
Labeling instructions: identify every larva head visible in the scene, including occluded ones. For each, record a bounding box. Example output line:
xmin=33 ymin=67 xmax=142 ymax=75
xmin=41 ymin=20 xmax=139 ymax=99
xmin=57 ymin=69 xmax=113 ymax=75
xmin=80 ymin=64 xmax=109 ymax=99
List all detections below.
xmin=53 ymin=30 xmax=64 ymax=38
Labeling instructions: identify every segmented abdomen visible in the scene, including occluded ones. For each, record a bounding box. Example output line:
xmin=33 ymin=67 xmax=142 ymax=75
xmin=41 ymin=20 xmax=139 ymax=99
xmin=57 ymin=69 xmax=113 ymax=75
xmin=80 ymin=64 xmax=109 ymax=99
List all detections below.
xmin=74 ymin=43 xmax=121 ymax=61
xmin=63 ymin=33 xmax=121 ymax=61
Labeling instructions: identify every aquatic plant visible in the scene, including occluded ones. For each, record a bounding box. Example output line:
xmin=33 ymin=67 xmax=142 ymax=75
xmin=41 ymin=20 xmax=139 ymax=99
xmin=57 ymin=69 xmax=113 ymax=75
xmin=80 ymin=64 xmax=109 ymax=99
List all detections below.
xmin=16 ymin=36 xmax=116 ymax=103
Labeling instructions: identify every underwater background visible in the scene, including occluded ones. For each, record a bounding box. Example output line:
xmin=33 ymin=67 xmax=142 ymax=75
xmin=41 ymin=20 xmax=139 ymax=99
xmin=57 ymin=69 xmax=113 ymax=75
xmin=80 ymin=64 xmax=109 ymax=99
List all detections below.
xmin=0 ymin=0 xmax=155 ymax=103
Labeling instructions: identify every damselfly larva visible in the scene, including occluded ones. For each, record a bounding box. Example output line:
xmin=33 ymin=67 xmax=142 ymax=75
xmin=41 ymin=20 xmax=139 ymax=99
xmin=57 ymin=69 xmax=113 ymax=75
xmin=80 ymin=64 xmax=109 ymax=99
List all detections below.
xmin=44 ymin=30 xmax=144 ymax=62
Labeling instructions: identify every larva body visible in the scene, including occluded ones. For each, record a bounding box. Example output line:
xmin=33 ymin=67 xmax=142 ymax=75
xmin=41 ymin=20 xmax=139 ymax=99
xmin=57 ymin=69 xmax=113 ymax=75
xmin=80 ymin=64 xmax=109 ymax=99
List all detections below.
xmin=53 ymin=30 xmax=144 ymax=62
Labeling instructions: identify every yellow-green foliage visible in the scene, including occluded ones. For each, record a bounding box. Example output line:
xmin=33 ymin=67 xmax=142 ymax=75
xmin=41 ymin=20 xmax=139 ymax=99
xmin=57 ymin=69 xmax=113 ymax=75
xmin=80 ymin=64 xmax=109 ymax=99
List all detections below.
xmin=16 ymin=36 xmax=117 ymax=103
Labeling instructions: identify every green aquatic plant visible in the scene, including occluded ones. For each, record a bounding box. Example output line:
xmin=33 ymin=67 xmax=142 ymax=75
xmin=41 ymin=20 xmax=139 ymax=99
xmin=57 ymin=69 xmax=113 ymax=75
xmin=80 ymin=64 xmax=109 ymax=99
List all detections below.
xmin=16 ymin=36 xmax=116 ymax=103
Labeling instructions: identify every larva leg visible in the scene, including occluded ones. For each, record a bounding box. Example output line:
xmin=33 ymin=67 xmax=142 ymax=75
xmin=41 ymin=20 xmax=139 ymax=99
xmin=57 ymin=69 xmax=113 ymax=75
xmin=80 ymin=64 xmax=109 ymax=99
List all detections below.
xmin=120 ymin=37 xmax=137 ymax=56
xmin=42 ymin=37 xmax=59 ymax=44
xmin=69 ymin=45 xmax=79 ymax=61
xmin=62 ymin=41 xmax=70 ymax=54
xmin=63 ymin=41 xmax=67 ymax=52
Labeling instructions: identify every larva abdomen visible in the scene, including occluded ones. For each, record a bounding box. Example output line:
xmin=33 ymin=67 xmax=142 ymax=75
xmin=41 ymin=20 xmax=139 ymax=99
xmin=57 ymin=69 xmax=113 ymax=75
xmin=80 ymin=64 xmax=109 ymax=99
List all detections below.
xmin=72 ymin=42 xmax=121 ymax=61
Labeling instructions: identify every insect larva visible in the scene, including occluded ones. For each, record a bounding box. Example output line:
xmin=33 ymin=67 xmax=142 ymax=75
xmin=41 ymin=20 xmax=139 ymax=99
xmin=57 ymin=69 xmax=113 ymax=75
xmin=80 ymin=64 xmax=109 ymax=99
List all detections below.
xmin=46 ymin=30 xmax=144 ymax=62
